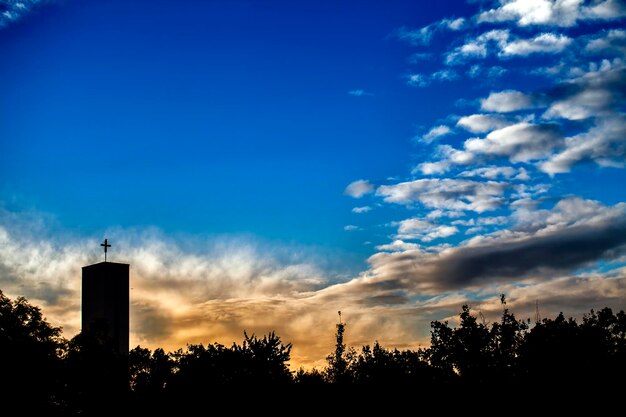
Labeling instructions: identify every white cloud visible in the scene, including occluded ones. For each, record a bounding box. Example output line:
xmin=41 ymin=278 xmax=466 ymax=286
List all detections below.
xmin=422 ymin=125 xmax=452 ymax=143
xmin=544 ymin=87 xmax=613 ymax=119
xmin=478 ymin=0 xmax=626 ymax=27
xmin=512 ymin=183 xmax=551 ymax=201
xmin=586 ymin=0 xmax=626 ymax=19
xmin=458 ymin=166 xmax=520 ymax=180
xmin=533 ymin=61 xmax=567 ymax=77
xmin=407 ymin=70 xmax=460 ymax=88
xmin=375 ymin=240 xmax=421 ymax=252
xmin=348 ymin=89 xmax=373 ymax=97
xmin=408 ymin=52 xmax=433 ymax=63
xmin=446 ymin=17 xmax=466 ymax=30
xmin=414 ymin=144 xmax=477 ymax=175
xmin=395 ymin=218 xmax=459 ymax=242
xmin=416 ymin=160 xmax=453 ymax=175
xmin=487 ymin=66 xmax=508 ymax=77
xmin=534 ymin=61 xmax=626 ymax=174
xmin=540 ymin=115 xmax=626 ymax=174
xmin=0 ymin=0 xmax=51 ymax=29
xmin=446 ymin=29 xmax=510 ymax=64
xmin=395 ymin=17 xmax=467 ymax=46
xmin=415 ymin=60 xmax=626 ymax=175
xmin=468 ymin=64 xmax=509 ymax=79
xmin=426 ymin=209 xmax=465 ymax=219
xmin=395 ymin=25 xmax=433 ymax=45
xmin=344 ymin=179 xmax=374 ymax=198
xmin=457 ymin=114 xmax=511 ymax=133
xmin=352 ymin=206 xmax=372 ymax=214
xmin=466 ymin=226 xmax=485 ymax=235
xmin=344 ymin=225 xmax=360 ymax=231
xmin=407 ymin=73 xmax=428 ymax=87
xmin=585 ymin=29 xmax=626 ymax=55
xmin=514 ymin=167 xmax=531 ymax=180
xmin=431 ymin=69 xmax=460 ymax=81
xmin=439 ymin=144 xmax=477 ymax=164
xmin=481 ymin=90 xmax=536 ymax=112
xmin=446 ymin=29 xmax=572 ymax=63
xmin=544 ymin=59 xmax=625 ymax=120
xmin=512 ymin=196 xmax=624 ymax=232
xmin=464 ymin=122 xmax=564 ymax=163
xmin=468 ymin=64 xmax=483 ymax=78
xmin=376 ymin=179 xmax=509 ymax=213
xmin=500 ymin=32 xmax=572 ymax=56
xmin=453 ymin=216 xmax=509 ymax=227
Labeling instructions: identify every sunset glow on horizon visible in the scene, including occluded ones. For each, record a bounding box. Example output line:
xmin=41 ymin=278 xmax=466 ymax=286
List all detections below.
xmin=1 ymin=0 xmax=625 ymax=369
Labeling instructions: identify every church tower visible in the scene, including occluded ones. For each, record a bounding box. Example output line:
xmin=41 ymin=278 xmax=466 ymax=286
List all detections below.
xmin=81 ymin=239 xmax=129 ymax=355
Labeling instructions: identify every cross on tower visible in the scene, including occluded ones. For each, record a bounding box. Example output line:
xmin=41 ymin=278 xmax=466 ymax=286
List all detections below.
xmin=101 ymin=238 xmax=111 ymax=262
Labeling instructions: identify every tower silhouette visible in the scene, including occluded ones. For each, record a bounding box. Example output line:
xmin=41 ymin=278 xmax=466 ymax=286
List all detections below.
xmin=81 ymin=240 xmax=129 ymax=354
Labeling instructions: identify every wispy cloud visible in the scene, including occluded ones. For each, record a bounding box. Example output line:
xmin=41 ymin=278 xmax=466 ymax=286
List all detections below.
xmin=0 ymin=0 xmax=53 ymax=29
xmin=458 ymin=165 xmax=529 ymax=180
xmin=348 ymin=89 xmax=374 ymax=97
xmin=395 ymin=17 xmax=466 ymax=46
xmin=446 ymin=30 xmax=572 ymax=64
xmin=394 ymin=218 xmax=459 ymax=242
xmin=420 ymin=124 xmax=452 ymax=143
xmin=407 ymin=73 xmax=428 ymax=87
xmin=407 ymin=69 xmax=460 ymax=88
xmin=468 ymin=64 xmax=508 ymax=78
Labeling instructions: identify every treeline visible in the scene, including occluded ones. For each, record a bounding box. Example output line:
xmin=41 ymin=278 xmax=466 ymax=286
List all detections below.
xmin=1 ymin=290 xmax=625 ymax=413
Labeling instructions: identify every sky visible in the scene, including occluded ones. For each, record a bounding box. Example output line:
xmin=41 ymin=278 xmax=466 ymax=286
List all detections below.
xmin=1 ymin=0 xmax=626 ymax=368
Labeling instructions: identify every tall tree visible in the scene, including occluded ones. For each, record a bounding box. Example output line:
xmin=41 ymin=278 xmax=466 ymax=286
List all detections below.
xmin=0 ymin=290 xmax=66 ymax=411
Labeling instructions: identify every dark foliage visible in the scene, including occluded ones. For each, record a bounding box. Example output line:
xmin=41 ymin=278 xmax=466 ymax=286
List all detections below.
xmin=0 ymin=290 xmax=65 ymax=412
xmin=1 ymin=290 xmax=624 ymax=412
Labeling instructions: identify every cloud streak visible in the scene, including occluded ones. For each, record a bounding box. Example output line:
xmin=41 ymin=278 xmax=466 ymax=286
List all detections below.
xmin=395 ymin=17 xmax=466 ymax=46
xmin=366 ymin=197 xmax=626 ymax=292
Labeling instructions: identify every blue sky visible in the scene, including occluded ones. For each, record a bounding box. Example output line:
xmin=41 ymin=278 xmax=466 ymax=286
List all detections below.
xmin=1 ymin=0 xmax=626 ymax=367
xmin=1 ymin=0 xmax=461 ymax=265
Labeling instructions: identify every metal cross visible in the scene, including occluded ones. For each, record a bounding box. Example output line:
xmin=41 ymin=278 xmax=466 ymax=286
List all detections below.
xmin=101 ymin=238 xmax=111 ymax=262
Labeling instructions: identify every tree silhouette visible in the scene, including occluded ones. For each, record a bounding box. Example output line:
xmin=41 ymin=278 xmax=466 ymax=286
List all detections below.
xmin=325 ymin=315 xmax=355 ymax=383
xmin=350 ymin=342 xmax=434 ymax=385
xmin=0 ymin=290 xmax=66 ymax=412
xmin=1 ymin=288 xmax=625 ymax=408
xmin=427 ymin=305 xmax=492 ymax=383
xmin=489 ymin=295 xmax=528 ymax=381
xmin=129 ymin=347 xmax=173 ymax=400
